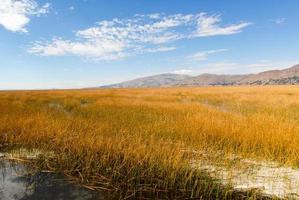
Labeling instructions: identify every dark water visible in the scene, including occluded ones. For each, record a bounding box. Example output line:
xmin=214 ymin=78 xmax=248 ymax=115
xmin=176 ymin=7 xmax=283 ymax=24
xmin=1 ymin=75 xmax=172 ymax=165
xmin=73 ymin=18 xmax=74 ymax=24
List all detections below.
xmin=0 ymin=159 xmax=104 ymax=200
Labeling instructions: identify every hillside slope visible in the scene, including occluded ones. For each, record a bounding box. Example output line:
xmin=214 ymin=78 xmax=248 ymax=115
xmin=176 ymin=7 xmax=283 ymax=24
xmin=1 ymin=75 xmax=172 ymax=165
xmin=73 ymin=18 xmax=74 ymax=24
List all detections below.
xmin=101 ymin=65 xmax=299 ymax=88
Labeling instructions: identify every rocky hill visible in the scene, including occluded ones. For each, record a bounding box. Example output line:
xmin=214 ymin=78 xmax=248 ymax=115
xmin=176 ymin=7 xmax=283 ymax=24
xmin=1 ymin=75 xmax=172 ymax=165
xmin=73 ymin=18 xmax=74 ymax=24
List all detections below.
xmin=101 ymin=65 xmax=299 ymax=88
xmin=101 ymin=73 xmax=191 ymax=88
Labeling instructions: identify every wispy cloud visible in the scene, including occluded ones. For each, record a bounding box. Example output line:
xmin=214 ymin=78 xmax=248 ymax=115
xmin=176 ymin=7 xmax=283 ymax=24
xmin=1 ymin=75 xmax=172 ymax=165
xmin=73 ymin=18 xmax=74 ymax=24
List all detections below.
xmin=188 ymin=49 xmax=227 ymax=61
xmin=69 ymin=6 xmax=75 ymax=11
xmin=0 ymin=0 xmax=50 ymax=32
xmin=28 ymin=37 xmax=128 ymax=61
xmin=271 ymin=18 xmax=286 ymax=25
xmin=28 ymin=13 xmax=251 ymax=61
xmin=144 ymin=46 xmax=176 ymax=53
xmin=193 ymin=13 xmax=252 ymax=37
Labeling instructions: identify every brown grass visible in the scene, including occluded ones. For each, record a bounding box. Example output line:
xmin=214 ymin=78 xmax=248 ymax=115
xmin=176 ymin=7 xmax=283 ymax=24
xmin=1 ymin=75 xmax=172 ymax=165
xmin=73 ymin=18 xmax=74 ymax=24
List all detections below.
xmin=1 ymin=86 xmax=297 ymax=199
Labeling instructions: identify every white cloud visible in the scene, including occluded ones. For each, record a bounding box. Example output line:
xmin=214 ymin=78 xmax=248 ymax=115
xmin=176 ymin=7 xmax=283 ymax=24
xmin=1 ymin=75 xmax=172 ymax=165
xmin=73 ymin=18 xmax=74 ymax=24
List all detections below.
xmin=173 ymin=69 xmax=193 ymax=74
xmin=144 ymin=46 xmax=176 ymax=53
xmin=272 ymin=18 xmax=286 ymax=25
xmin=148 ymin=13 xmax=161 ymax=19
xmin=0 ymin=0 xmax=50 ymax=32
xmin=28 ymin=13 xmax=251 ymax=61
xmin=28 ymin=37 xmax=127 ymax=61
xmin=193 ymin=13 xmax=252 ymax=37
xmin=188 ymin=49 xmax=227 ymax=61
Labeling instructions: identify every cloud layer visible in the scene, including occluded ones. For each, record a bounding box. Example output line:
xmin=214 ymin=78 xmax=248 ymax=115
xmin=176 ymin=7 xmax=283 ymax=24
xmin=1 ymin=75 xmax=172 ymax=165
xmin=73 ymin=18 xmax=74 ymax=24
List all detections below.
xmin=0 ymin=0 xmax=50 ymax=32
xmin=188 ymin=49 xmax=227 ymax=61
xmin=28 ymin=13 xmax=251 ymax=60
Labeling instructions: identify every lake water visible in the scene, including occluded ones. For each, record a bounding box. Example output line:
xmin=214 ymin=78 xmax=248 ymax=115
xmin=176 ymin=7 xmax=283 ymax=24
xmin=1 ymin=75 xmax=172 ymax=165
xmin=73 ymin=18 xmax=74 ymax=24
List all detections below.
xmin=0 ymin=158 xmax=104 ymax=200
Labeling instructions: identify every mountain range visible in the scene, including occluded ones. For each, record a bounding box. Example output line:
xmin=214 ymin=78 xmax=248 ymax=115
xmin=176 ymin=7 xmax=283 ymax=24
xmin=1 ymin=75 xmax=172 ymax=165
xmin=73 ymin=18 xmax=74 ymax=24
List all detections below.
xmin=101 ymin=64 xmax=299 ymax=88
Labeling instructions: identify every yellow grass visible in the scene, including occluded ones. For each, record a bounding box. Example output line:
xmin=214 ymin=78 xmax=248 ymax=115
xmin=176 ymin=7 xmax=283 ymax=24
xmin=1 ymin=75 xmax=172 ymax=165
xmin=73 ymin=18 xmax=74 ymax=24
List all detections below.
xmin=0 ymin=85 xmax=298 ymax=199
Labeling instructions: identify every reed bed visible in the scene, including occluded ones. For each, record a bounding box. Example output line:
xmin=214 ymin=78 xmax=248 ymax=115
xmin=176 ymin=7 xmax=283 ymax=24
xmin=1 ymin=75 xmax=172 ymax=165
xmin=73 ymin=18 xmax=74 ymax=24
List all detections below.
xmin=0 ymin=86 xmax=297 ymax=199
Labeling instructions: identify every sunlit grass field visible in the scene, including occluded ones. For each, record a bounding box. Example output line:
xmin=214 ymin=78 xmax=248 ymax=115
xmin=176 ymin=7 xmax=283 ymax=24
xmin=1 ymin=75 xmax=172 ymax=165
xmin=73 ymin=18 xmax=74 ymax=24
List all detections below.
xmin=1 ymin=86 xmax=298 ymax=199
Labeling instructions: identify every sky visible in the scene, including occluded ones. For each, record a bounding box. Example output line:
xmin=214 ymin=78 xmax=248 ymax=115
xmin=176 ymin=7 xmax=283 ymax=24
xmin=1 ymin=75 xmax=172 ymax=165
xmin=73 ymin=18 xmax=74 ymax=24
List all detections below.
xmin=0 ymin=0 xmax=299 ymax=89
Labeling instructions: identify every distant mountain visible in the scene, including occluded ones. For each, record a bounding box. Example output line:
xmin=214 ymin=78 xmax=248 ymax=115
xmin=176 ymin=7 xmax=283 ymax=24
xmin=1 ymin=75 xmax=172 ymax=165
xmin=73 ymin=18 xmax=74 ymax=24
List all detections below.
xmin=100 ymin=65 xmax=299 ymax=88
xmin=101 ymin=73 xmax=191 ymax=88
xmin=238 ymin=64 xmax=299 ymax=85
xmin=176 ymin=74 xmax=250 ymax=86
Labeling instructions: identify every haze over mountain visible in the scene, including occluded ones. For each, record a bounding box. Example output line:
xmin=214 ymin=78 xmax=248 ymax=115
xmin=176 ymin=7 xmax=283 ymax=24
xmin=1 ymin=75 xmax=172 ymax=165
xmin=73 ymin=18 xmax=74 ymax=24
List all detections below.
xmin=102 ymin=65 xmax=299 ymax=88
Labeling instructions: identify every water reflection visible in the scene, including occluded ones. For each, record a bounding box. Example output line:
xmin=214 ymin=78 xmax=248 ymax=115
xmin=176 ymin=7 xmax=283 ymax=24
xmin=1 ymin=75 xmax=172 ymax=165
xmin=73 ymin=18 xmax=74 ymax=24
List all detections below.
xmin=0 ymin=159 xmax=104 ymax=200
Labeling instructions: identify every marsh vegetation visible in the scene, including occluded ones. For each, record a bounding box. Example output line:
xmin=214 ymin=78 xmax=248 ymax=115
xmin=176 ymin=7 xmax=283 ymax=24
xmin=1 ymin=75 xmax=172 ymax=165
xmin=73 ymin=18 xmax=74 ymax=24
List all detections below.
xmin=1 ymin=86 xmax=299 ymax=199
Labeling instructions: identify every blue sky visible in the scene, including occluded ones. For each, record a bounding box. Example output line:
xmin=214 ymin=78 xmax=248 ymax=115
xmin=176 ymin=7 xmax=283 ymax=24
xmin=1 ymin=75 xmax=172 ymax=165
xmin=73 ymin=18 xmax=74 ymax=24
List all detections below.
xmin=0 ymin=0 xmax=299 ymax=89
